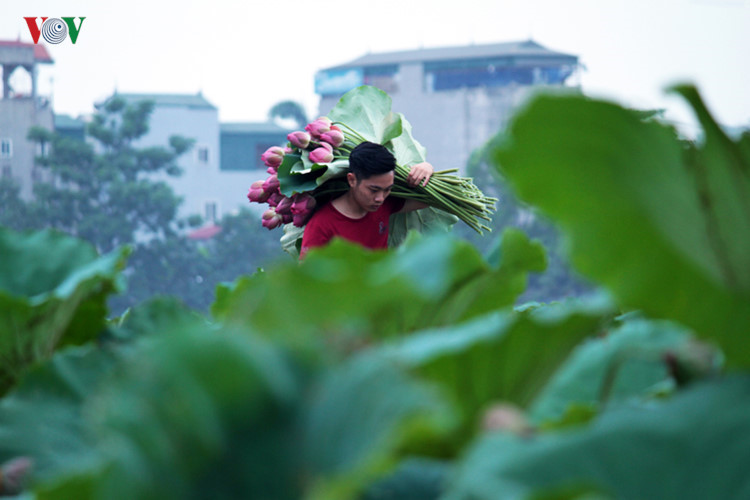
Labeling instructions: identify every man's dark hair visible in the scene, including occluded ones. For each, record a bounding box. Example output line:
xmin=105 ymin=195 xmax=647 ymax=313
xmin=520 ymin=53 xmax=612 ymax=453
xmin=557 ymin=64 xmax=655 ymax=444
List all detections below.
xmin=349 ymin=141 xmax=396 ymax=181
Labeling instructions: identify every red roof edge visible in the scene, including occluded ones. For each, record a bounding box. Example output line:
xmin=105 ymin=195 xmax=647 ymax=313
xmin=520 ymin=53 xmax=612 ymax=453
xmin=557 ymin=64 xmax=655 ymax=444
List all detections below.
xmin=33 ymin=44 xmax=53 ymax=63
xmin=0 ymin=39 xmax=54 ymax=63
xmin=187 ymin=225 xmax=222 ymax=240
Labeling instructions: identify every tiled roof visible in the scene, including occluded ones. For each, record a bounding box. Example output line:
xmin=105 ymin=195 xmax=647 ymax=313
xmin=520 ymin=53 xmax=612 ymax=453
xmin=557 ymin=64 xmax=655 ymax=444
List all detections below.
xmin=188 ymin=224 xmax=222 ymax=240
xmin=54 ymin=113 xmax=85 ymax=129
xmin=221 ymin=122 xmax=290 ymax=134
xmin=114 ymin=92 xmax=216 ymax=110
xmin=324 ymin=39 xmax=577 ymax=70
xmin=0 ymin=39 xmax=53 ymax=63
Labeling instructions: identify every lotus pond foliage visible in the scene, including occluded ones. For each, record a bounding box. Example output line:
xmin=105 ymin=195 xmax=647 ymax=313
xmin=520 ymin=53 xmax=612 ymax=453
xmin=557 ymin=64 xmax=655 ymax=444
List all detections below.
xmin=0 ymin=86 xmax=748 ymax=499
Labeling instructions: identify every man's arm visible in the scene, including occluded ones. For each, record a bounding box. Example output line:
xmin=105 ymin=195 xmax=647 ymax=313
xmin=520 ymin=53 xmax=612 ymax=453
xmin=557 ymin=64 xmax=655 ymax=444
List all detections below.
xmin=400 ymin=162 xmax=433 ymax=213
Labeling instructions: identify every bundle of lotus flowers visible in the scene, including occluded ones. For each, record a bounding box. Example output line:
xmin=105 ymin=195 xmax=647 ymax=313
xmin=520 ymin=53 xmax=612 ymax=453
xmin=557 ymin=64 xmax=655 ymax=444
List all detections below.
xmin=247 ymin=86 xmax=497 ymax=237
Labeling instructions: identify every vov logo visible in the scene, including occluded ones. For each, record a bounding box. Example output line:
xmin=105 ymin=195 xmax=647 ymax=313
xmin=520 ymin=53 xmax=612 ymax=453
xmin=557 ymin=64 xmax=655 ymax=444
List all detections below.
xmin=23 ymin=17 xmax=86 ymax=45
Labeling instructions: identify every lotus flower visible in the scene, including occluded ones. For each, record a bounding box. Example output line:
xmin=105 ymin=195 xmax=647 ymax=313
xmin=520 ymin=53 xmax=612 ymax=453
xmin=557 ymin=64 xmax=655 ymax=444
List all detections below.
xmin=309 ymin=146 xmax=334 ymax=164
xmin=305 ymin=117 xmax=332 ymax=139
xmin=291 ymin=193 xmax=316 ymax=227
xmin=291 ymin=193 xmax=316 ymax=215
xmin=261 ymin=146 xmax=285 ymax=169
xmin=275 ymin=195 xmax=294 ymax=216
xmin=320 ymin=129 xmax=345 ymax=148
xmin=261 ymin=207 xmax=283 ymax=229
xmin=247 ymin=180 xmax=270 ymax=203
xmin=287 ymin=131 xmax=311 ymax=149
xmin=266 ymin=192 xmax=284 ymax=207
xmin=262 ymin=174 xmax=280 ymax=193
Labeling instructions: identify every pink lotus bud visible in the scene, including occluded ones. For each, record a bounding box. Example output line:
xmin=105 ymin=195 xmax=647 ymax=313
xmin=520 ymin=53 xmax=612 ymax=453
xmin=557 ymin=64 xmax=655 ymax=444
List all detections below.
xmin=247 ymin=180 xmax=270 ymax=203
xmin=308 ymin=146 xmax=334 ymax=164
xmin=305 ymin=117 xmax=332 ymax=139
xmin=293 ymin=210 xmax=314 ymax=227
xmin=261 ymin=207 xmax=283 ymax=230
xmin=281 ymin=213 xmax=293 ymax=224
xmin=291 ymin=192 xmax=316 ymax=215
xmin=330 ymin=124 xmax=341 ymax=132
xmin=262 ymin=174 xmax=280 ymax=193
xmin=0 ymin=457 xmax=32 ymax=496
xmin=320 ymin=129 xmax=345 ymax=148
xmin=261 ymin=146 xmax=285 ymax=169
xmin=291 ymin=193 xmax=316 ymax=227
xmin=266 ymin=191 xmax=284 ymax=207
xmin=287 ymin=131 xmax=311 ymax=149
xmin=275 ymin=195 xmax=294 ymax=216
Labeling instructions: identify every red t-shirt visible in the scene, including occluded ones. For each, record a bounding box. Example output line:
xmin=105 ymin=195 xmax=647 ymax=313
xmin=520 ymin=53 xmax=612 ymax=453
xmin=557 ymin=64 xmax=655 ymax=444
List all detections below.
xmin=300 ymin=196 xmax=405 ymax=259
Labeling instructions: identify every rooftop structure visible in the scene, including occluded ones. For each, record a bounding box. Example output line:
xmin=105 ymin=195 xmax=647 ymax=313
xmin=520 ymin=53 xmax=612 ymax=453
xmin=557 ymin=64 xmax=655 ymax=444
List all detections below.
xmin=316 ymin=39 xmax=579 ymax=96
xmin=316 ymin=40 xmax=580 ymax=173
xmin=0 ymin=39 xmax=55 ymax=199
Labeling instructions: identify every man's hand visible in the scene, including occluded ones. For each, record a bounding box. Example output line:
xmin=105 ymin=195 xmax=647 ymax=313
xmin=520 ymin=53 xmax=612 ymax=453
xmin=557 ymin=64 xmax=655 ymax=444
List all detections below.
xmin=407 ymin=162 xmax=433 ymax=187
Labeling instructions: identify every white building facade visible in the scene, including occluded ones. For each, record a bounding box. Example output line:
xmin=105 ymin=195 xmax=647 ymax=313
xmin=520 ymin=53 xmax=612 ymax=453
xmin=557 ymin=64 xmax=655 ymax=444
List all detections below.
xmin=316 ymin=40 xmax=580 ymax=173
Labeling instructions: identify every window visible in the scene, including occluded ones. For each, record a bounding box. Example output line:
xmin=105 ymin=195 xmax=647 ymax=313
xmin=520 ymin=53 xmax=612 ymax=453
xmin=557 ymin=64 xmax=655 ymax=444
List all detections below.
xmin=197 ymin=145 xmax=209 ymax=164
xmin=1 ymin=165 xmax=11 ymax=178
xmin=0 ymin=139 xmax=12 ymax=159
xmin=204 ymin=201 xmax=218 ymax=223
xmin=36 ymin=141 xmax=49 ymax=159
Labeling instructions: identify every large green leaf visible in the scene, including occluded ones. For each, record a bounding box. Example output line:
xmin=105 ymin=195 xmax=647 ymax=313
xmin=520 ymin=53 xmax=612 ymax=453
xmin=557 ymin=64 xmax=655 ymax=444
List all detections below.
xmin=0 ymin=344 xmax=117 ymax=486
xmin=212 ymin=234 xmax=488 ymax=349
xmin=388 ymin=111 xmax=428 ymax=166
xmin=0 ymin=228 xmax=128 ymax=394
xmin=670 ymin=85 xmax=750 ymax=288
xmin=362 ymin=458 xmax=451 ymax=500
xmin=529 ymin=317 xmax=699 ymax=423
xmin=304 ymin=353 xmax=456 ymax=500
xmin=214 ymin=230 xmax=549 ymax=351
xmin=27 ymin=303 xmax=460 ymax=500
xmin=277 ymin=153 xmax=324 ymax=196
xmin=431 ymin=228 xmax=547 ymax=324
xmin=327 ymin=86 xmax=402 ymax=144
xmin=0 ymin=299 xmax=204 ymax=496
xmin=380 ymin=295 xmax=617 ymax=446
xmin=444 ymin=376 xmax=750 ymax=500
xmin=388 ymin=208 xmax=459 ymax=249
xmin=43 ymin=322 xmax=301 ymax=500
xmin=491 ymin=89 xmax=750 ymax=368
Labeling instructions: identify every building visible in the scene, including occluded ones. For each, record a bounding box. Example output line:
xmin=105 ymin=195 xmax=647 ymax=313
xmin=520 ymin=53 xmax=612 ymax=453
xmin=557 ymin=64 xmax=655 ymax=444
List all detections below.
xmin=0 ymin=39 xmax=54 ymax=199
xmin=54 ymin=113 xmax=86 ymax=142
xmin=115 ymin=93 xmax=288 ymax=225
xmin=220 ymin=122 xmax=291 ymax=173
xmin=315 ymin=40 xmax=580 ymax=172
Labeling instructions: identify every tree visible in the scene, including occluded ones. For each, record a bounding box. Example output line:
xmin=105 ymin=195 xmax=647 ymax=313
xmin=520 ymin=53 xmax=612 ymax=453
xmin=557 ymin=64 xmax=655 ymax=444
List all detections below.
xmin=109 ymin=208 xmax=286 ymax=314
xmin=25 ymin=96 xmax=193 ymax=253
xmin=453 ymin=146 xmax=594 ymax=302
xmin=0 ymin=178 xmax=36 ymax=231
xmin=268 ymin=100 xmax=308 ymax=129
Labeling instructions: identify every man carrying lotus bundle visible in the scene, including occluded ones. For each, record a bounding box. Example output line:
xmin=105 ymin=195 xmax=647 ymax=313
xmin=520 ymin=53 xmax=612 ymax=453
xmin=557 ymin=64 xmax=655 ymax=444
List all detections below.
xmin=299 ymin=141 xmax=433 ymax=259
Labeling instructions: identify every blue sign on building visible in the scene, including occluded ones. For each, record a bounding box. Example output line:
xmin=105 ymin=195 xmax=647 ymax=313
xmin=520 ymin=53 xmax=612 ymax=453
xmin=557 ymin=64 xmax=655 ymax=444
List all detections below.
xmin=314 ymin=68 xmax=363 ymax=96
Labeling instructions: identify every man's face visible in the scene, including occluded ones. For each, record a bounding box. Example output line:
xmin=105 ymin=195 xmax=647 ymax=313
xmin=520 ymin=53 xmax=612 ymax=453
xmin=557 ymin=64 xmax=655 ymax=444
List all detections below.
xmin=348 ymin=171 xmax=394 ymax=212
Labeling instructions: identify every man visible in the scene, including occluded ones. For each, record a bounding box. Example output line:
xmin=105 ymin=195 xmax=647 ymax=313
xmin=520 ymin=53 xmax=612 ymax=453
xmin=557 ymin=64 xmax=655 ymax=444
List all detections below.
xmin=299 ymin=141 xmax=433 ymax=259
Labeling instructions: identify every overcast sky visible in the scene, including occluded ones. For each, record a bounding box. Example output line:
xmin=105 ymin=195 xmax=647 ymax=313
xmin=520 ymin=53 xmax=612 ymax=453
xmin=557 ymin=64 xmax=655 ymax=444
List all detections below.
xmin=3 ymin=0 xmax=749 ymax=134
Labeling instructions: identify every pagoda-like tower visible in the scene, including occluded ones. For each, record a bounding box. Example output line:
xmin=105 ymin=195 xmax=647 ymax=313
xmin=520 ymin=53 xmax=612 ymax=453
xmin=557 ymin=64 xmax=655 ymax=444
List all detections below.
xmin=0 ymin=39 xmax=54 ymax=199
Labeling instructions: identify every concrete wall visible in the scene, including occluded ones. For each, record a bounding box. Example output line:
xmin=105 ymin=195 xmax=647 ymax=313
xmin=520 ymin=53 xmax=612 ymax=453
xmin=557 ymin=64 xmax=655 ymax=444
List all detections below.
xmin=136 ymin=106 xmax=281 ymax=223
xmin=134 ymin=105 xmax=225 ymax=223
xmin=318 ymin=62 xmax=539 ymax=174
xmin=0 ymin=97 xmax=54 ymax=199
